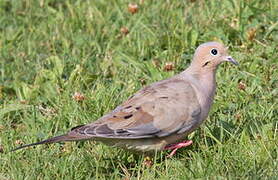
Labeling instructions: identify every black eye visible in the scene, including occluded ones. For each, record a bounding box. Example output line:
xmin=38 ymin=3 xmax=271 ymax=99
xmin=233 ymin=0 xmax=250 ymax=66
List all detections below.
xmin=210 ymin=49 xmax=218 ymax=56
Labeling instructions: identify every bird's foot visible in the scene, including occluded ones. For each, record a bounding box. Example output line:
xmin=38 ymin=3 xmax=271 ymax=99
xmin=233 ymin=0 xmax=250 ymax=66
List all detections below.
xmin=164 ymin=140 xmax=193 ymax=158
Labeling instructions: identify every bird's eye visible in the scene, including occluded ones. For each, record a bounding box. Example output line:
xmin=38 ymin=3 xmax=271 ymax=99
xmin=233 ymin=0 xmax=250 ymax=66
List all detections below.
xmin=210 ymin=49 xmax=218 ymax=56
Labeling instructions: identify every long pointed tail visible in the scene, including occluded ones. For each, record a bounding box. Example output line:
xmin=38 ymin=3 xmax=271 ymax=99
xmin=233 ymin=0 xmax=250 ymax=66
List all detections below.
xmin=12 ymin=135 xmax=71 ymax=152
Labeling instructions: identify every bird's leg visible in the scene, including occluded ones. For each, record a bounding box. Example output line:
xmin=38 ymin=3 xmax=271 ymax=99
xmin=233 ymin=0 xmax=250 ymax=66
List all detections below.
xmin=164 ymin=140 xmax=193 ymax=158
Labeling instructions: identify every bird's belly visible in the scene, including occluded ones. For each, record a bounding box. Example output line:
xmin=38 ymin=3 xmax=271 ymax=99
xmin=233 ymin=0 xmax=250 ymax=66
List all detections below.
xmin=111 ymin=138 xmax=168 ymax=152
xmin=97 ymin=133 xmax=188 ymax=153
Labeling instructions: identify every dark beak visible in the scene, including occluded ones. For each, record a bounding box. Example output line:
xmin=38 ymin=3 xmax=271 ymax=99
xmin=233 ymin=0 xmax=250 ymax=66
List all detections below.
xmin=225 ymin=56 xmax=239 ymax=65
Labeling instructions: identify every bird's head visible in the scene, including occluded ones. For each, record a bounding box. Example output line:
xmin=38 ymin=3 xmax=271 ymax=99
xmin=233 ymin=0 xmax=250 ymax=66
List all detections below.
xmin=191 ymin=42 xmax=238 ymax=72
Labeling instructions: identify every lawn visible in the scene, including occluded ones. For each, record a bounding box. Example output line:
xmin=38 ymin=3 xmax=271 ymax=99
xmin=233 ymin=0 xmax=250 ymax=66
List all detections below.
xmin=0 ymin=0 xmax=277 ymax=179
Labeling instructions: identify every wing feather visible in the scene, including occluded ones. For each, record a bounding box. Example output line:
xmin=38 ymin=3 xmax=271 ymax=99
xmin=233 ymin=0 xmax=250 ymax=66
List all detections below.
xmin=69 ymin=78 xmax=201 ymax=139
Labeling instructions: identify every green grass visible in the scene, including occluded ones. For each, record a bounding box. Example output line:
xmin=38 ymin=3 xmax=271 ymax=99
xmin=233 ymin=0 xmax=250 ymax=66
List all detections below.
xmin=0 ymin=0 xmax=277 ymax=179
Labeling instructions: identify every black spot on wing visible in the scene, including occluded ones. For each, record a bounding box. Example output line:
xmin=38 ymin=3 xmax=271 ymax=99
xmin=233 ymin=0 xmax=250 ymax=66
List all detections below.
xmin=124 ymin=114 xmax=133 ymax=119
xmin=115 ymin=129 xmax=132 ymax=136
xmin=124 ymin=105 xmax=132 ymax=109
xmin=115 ymin=129 xmax=127 ymax=133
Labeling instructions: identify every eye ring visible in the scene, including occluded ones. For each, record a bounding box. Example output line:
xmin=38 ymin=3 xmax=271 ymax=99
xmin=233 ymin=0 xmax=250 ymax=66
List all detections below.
xmin=210 ymin=49 xmax=218 ymax=56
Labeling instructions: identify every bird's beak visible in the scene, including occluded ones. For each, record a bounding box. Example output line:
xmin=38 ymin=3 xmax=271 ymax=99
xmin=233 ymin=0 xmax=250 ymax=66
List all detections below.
xmin=224 ymin=56 xmax=239 ymax=65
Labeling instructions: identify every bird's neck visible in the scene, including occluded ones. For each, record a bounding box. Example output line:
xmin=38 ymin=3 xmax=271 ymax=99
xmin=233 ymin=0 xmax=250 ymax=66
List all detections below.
xmin=187 ymin=69 xmax=216 ymax=96
xmin=183 ymin=65 xmax=217 ymax=86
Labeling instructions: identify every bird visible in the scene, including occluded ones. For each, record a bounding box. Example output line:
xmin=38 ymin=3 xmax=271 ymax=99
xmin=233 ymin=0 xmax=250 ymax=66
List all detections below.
xmin=13 ymin=41 xmax=238 ymax=157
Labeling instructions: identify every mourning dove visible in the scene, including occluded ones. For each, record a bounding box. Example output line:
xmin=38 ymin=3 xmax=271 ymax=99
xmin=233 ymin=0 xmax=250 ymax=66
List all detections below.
xmin=13 ymin=42 xmax=238 ymax=157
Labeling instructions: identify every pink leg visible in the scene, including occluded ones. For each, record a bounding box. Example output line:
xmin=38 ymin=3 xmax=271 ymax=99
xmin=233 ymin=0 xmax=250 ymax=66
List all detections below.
xmin=164 ymin=140 xmax=193 ymax=158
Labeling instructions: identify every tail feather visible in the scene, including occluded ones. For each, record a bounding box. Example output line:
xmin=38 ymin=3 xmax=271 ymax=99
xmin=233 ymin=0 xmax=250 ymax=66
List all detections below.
xmin=12 ymin=135 xmax=70 ymax=152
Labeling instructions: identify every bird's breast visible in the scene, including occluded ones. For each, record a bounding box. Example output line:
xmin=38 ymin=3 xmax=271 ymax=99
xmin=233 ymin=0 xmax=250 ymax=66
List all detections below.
xmin=189 ymin=76 xmax=216 ymax=121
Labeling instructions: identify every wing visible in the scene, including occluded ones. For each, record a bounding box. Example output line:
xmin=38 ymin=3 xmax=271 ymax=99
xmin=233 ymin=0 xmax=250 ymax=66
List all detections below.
xmin=69 ymin=78 xmax=201 ymax=139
